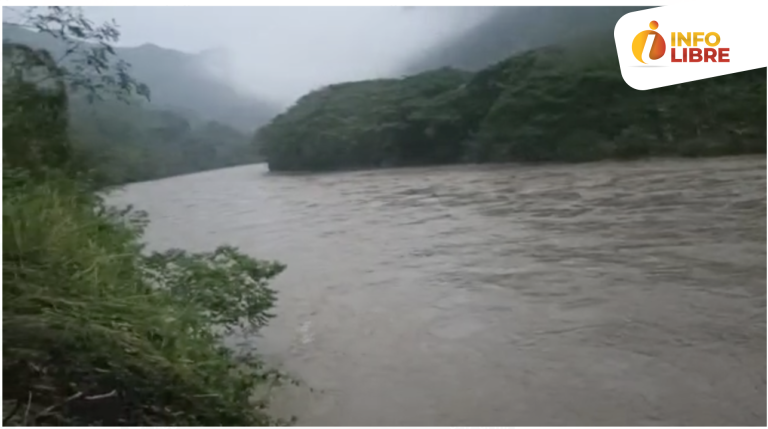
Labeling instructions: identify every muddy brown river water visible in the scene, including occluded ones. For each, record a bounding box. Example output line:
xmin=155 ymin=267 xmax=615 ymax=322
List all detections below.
xmin=111 ymin=156 xmax=766 ymax=426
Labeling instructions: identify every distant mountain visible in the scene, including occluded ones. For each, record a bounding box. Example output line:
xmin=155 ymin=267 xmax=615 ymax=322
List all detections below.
xmin=403 ymin=6 xmax=649 ymax=73
xmin=3 ymin=23 xmax=280 ymax=132
xmin=3 ymin=22 xmax=271 ymax=184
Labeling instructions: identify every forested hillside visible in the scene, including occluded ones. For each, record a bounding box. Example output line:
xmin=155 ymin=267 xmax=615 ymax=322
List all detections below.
xmin=258 ymin=67 xmax=473 ymax=171
xmin=3 ymin=15 xmax=277 ymax=185
xmin=258 ymin=34 xmax=766 ymax=172
xmin=66 ymin=99 xmax=259 ymax=184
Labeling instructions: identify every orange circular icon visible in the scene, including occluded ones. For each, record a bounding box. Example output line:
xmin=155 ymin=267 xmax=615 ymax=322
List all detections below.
xmin=631 ymin=21 xmax=666 ymax=63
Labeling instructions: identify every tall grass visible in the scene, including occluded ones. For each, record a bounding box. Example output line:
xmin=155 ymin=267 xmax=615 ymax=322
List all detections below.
xmin=3 ymin=168 xmax=287 ymax=425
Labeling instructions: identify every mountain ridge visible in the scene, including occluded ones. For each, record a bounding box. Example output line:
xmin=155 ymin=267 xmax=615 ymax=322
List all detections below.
xmin=3 ymin=22 xmax=280 ymax=132
xmin=402 ymin=6 xmax=649 ymax=73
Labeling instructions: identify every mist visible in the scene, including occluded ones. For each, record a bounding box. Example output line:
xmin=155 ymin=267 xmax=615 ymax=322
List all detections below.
xmin=3 ymin=6 xmax=645 ymax=132
xmin=80 ymin=6 xmax=493 ymax=106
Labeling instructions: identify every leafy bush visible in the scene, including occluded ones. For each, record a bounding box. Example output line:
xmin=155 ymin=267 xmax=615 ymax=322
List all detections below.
xmin=2 ymin=170 xmax=286 ymax=426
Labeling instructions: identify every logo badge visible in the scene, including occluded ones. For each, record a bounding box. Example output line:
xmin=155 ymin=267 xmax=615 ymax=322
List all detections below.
xmin=631 ymin=21 xmax=666 ymax=64
xmin=614 ymin=5 xmax=767 ymax=90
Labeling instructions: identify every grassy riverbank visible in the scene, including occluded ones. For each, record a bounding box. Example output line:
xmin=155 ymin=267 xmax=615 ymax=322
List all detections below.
xmin=3 ymin=8 xmax=286 ymax=425
xmin=3 ymin=171 xmax=286 ymax=425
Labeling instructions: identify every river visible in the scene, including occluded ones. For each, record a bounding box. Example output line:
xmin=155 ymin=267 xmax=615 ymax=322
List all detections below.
xmin=109 ymin=155 xmax=766 ymax=426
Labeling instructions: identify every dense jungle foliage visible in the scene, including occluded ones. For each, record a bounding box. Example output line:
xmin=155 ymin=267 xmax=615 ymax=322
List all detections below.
xmin=3 ymin=7 xmax=285 ymax=425
xmin=258 ymin=37 xmax=767 ymax=172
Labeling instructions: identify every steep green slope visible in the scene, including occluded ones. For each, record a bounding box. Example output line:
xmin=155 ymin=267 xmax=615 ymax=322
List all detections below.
xmin=258 ymin=39 xmax=766 ymax=172
xmin=68 ymin=98 xmax=259 ymax=184
xmin=258 ymin=67 xmax=472 ymax=171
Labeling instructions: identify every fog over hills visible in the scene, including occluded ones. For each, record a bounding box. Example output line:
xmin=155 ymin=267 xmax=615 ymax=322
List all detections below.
xmin=403 ymin=6 xmax=648 ymax=73
xmin=3 ymin=22 xmax=280 ymax=131
xmin=76 ymin=6 xmax=490 ymax=106
xmin=3 ymin=6 xmax=681 ymax=184
xmin=5 ymin=6 xmax=650 ymax=116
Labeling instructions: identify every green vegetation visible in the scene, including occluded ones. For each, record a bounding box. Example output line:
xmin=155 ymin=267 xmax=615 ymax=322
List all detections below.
xmin=4 ymin=9 xmax=276 ymax=185
xmin=66 ymin=98 xmax=261 ymax=185
xmin=258 ymin=39 xmax=766 ymax=172
xmin=3 ymin=7 xmax=285 ymax=425
xmin=258 ymin=67 xmax=473 ymax=171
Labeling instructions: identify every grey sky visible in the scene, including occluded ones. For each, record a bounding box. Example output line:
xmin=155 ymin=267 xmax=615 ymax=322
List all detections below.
xmin=80 ymin=7 xmax=491 ymax=105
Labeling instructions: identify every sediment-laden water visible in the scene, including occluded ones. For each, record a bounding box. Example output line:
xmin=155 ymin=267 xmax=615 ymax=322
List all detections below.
xmin=111 ymin=156 xmax=766 ymax=426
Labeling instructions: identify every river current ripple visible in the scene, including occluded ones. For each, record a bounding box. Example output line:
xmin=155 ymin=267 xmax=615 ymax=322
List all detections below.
xmin=111 ymin=156 xmax=766 ymax=426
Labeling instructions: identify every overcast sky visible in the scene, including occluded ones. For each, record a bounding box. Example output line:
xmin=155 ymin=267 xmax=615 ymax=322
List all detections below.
xmin=75 ymin=7 xmax=491 ymax=105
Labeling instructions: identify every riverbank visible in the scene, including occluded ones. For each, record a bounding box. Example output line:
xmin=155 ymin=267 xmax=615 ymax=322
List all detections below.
xmin=2 ymin=170 xmax=287 ymax=425
xmin=2 ymin=9 xmax=287 ymax=424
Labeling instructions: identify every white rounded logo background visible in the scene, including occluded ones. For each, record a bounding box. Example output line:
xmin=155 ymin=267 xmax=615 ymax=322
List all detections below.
xmin=614 ymin=4 xmax=768 ymax=90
